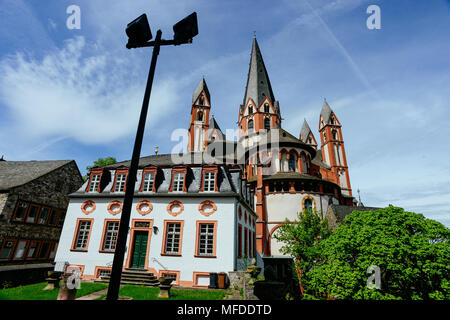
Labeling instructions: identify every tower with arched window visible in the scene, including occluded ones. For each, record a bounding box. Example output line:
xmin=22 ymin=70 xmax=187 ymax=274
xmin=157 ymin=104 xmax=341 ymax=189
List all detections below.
xmin=238 ymin=37 xmax=281 ymax=140
xmin=318 ymin=99 xmax=352 ymax=196
xmin=187 ymin=77 xmax=211 ymax=152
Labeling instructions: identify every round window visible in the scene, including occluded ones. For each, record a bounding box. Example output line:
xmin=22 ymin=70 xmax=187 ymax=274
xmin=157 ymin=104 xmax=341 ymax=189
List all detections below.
xmin=81 ymin=200 xmax=96 ymax=215
xmin=107 ymin=201 xmax=123 ymax=215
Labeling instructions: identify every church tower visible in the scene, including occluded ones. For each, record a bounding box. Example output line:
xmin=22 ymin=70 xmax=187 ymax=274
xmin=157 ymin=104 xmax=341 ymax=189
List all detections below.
xmin=319 ymin=99 xmax=352 ymax=196
xmin=238 ymin=37 xmax=281 ymax=138
xmin=188 ymin=77 xmax=211 ymax=152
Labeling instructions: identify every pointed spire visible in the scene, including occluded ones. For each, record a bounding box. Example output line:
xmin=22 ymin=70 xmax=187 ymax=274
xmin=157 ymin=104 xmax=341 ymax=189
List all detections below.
xmin=209 ymin=116 xmax=225 ymax=140
xmin=243 ymin=37 xmax=276 ymax=108
xmin=299 ymin=119 xmax=312 ymax=142
xmin=192 ymin=77 xmax=210 ymax=105
xmin=320 ymin=98 xmax=333 ymax=123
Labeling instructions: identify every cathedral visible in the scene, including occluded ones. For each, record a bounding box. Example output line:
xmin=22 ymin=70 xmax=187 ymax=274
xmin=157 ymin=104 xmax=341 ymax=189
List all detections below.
xmin=54 ymin=36 xmax=357 ymax=287
xmin=187 ymin=36 xmax=356 ymax=273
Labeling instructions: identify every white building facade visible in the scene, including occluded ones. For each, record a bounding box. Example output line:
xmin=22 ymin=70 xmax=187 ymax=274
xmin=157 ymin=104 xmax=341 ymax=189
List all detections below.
xmin=54 ymin=153 xmax=259 ymax=287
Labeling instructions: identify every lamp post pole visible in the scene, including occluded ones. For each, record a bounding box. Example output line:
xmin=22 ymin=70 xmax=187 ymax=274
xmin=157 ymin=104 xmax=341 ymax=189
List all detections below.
xmin=106 ymin=29 xmax=162 ymax=301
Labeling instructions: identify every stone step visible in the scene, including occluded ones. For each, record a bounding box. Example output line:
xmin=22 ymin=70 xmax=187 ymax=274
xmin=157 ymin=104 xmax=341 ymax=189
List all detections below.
xmin=95 ymin=278 xmax=160 ymax=287
xmin=95 ymin=268 xmax=160 ymax=288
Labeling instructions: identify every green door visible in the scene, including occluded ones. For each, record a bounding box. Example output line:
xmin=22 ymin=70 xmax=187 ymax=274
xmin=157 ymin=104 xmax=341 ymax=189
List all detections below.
xmin=131 ymin=231 xmax=148 ymax=269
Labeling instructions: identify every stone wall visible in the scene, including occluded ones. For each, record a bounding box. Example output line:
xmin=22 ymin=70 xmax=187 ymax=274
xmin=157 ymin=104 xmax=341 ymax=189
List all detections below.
xmin=228 ymin=271 xmax=258 ymax=300
xmin=0 ymin=194 xmax=7 ymax=216
xmin=0 ymin=161 xmax=83 ymax=261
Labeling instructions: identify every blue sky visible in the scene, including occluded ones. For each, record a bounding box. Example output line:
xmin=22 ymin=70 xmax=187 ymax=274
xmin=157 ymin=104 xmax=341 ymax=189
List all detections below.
xmin=0 ymin=0 xmax=449 ymax=227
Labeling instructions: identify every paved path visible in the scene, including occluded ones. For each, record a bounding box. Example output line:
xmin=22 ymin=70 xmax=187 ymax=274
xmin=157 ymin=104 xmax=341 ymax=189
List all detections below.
xmin=76 ymin=288 xmax=108 ymax=300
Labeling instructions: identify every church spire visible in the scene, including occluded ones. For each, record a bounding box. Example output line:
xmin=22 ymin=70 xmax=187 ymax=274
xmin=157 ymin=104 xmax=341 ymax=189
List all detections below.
xmin=243 ymin=37 xmax=276 ymax=107
xmin=299 ymin=119 xmax=318 ymax=150
xmin=192 ymin=77 xmax=210 ymax=106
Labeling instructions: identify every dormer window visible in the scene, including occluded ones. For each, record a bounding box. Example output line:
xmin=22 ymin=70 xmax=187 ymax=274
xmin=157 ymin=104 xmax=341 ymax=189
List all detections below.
xmin=203 ymin=170 xmax=216 ymax=192
xmin=88 ymin=173 xmax=101 ymax=192
xmin=142 ymin=172 xmax=155 ymax=192
xmin=111 ymin=169 xmax=128 ymax=193
xmin=173 ymin=172 xmax=185 ymax=192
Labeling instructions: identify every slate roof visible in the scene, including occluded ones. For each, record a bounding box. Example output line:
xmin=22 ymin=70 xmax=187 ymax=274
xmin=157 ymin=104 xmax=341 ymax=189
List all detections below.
xmin=242 ymin=37 xmax=276 ymax=108
xmin=77 ymin=153 xmax=245 ymax=197
xmin=0 ymin=160 xmax=72 ymax=191
xmin=311 ymin=149 xmax=330 ymax=169
xmin=192 ymin=77 xmax=210 ymax=105
xmin=102 ymin=152 xmax=221 ymax=169
xmin=320 ymin=99 xmax=333 ymax=123
xmin=209 ymin=117 xmax=225 ymax=140
xmin=299 ymin=119 xmax=312 ymax=143
xmin=245 ymin=128 xmax=317 ymax=157
xmin=327 ymin=204 xmax=380 ymax=224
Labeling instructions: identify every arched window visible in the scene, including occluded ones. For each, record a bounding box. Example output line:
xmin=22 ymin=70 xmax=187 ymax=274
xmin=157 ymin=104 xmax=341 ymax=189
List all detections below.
xmin=301 ymin=154 xmax=307 ymax=173
xmin=304 ymin=198 xmax=313 ymax=212
xmin=288 ymin=152 xmax=297 ymax=172
xmin=332 ymin=130 xmax=338 ymax=140
xmin=248 ymin=106 xmax=253 ymax=114
xmin=248 ymin=119 xmax=254 ymax=133
xmin=197 ymin=110 xmax=203 ymax=121
xmin=199 ymin=95 xmax=204 ymax=105
xmin=280 ymin=152 xmax=288 ymax=171
xmin=264 ymin=118 xmax=270 ymax=131
xmin=264 ymin=103 xmax=270 ymax=113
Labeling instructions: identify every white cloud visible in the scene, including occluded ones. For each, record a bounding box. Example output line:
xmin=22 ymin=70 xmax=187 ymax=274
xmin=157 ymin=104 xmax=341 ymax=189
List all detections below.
xmin=0 ymin=36 xmax=181 ymax=145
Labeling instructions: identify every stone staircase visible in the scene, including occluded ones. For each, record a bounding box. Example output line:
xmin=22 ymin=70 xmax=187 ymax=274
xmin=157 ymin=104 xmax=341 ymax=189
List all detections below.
xmin=95 ymin=268 xmax=160 ymax=287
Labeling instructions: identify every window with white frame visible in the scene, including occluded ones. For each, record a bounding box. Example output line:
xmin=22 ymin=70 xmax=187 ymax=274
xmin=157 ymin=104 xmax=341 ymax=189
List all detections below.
xmin=114 ymin=173 xmax=127 ymax=192
xmin=89 ymin=174 xmax=101 ymax=192
xmin=203 ymin=171 xmax=216 ymax=192
xmin=164 ymin=222 xmax=182 ymax=254
xmin=197 ymin=223 xmax=215 ymax=256
xmin=102 ymin=221 xmax=119 ymax=252
xmin=142 ymin=172 xmax=155 ymax=192
xmin=172 ymin=172 xmax=185 ymax=192
xmin=74 ymin=220 xmax=92 ymax=250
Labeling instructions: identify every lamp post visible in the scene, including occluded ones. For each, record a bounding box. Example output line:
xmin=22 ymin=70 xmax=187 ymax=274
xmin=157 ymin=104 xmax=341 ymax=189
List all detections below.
xmin=106 ymin=12 xmax=198 ymax=301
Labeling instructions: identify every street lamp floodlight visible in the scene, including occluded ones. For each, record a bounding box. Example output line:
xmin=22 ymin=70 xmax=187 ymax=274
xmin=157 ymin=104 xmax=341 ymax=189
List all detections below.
xmin=173 ymin=12 xmax=198 ymax=44
xmin=107 ymin=11 xmax=198 ymax=301
xmin=126 ymin=13 xmax=152 ymax=46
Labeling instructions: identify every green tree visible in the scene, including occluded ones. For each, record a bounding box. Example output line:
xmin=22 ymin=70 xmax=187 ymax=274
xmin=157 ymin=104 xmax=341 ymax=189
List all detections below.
xmin=273 ymin=209 xmax=332 ymax=298
xmin=83 ymin=156 xmax=117 ymax=181
xmin=307 ymin=206 xmax=450 ymax=300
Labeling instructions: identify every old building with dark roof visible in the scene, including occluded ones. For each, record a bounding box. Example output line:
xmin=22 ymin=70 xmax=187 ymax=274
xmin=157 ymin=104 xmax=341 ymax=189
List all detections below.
xmin=0 ymin=159 xmax=83 ymax=287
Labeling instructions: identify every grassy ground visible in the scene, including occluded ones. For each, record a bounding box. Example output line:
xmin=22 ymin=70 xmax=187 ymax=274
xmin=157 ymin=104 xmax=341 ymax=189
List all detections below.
xmin=0 ymin=282 xmax=108 ymax=300
xmin=95 ymin=285 xmax=229 ymax=300
xmin=0 ymin=282 xmax=230 ymax=300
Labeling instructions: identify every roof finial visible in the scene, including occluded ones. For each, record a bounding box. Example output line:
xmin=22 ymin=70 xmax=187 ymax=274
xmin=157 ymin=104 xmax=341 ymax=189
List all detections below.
xmin=155 ymin=146 xmax=159 ymax=155
xmin=253 ymin=30 xmax=256 ymax=38
xmin=357 ymin=188 xmax=364 ymax=207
